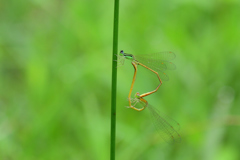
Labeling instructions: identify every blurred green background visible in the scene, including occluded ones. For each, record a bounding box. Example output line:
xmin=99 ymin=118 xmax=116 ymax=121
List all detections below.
xmin=1 ymin=0 xmax=240 ymax=160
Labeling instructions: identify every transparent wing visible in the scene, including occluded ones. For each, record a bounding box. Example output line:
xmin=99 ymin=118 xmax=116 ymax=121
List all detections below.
xmin=134 ymin=52 xmax=176 ymax=81
xmin=138 ymin=100 xmax=181 ymax=144
xmin=135 ymin=51 xmax=176 ymax=61
xmin=148 ymin=105 xmax=181 ymax=144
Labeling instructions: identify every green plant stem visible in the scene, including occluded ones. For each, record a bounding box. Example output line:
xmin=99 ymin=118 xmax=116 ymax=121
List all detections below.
xmin=110 ymin=0 xmax=119 ymax=159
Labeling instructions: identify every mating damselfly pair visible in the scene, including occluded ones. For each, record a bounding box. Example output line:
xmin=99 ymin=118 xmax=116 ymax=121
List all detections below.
xmin=118 ymin=50 xmax=181 ymax=144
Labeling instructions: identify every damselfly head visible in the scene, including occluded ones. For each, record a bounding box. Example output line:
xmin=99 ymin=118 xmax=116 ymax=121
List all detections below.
xmin=119 ymin=50 xmax=124 ymax=55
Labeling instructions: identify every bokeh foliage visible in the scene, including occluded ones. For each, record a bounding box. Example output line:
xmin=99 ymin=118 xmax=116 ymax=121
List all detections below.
xmin=0 ymin=0 xmax=240 ymax=160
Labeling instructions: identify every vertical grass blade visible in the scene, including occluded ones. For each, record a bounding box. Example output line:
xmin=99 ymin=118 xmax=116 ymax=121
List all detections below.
xmin=110 ymin=0 xmax=119 ymax=159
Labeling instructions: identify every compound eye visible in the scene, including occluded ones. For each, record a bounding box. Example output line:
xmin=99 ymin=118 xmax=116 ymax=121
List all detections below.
xmin=120 ymin=50 xmax=124 ymax=53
